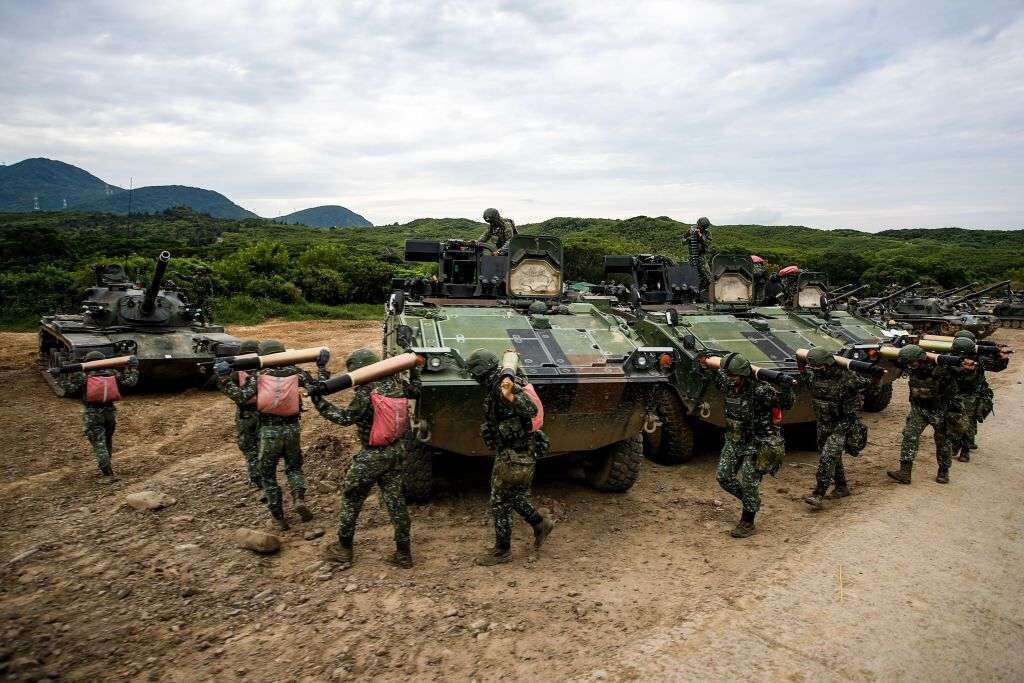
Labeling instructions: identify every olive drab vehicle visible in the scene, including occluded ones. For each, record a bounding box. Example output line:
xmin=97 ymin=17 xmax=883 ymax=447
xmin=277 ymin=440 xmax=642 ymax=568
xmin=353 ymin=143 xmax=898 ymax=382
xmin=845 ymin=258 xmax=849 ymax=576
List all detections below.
xmin=859 ymin=281 xmax=1005 ymax=339
xmin=39 ymin=251 xmax=240 ymax=396
xmin=383 ymin=235 xmax=678 ymax=500
xmin=992 ymin=292 xmax=1024 ymax=328
xmin=599 ymin=253 xmax=898 ymax=464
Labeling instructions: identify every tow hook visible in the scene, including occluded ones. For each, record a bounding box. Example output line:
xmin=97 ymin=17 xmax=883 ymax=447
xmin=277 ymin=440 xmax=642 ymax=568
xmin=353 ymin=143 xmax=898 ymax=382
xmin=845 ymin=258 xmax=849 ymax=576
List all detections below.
xmin=642 ymin=413 xmax=661 ymax=434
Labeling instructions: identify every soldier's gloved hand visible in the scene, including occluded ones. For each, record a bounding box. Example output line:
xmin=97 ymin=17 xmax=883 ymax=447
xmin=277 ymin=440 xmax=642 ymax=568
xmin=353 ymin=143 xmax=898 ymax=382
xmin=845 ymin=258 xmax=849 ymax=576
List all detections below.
xmin=214 ymin=361 xmax=232 ymax=377
xmin=317 ymin=348 xmax=330 ymax=368
xmin=127 ymin=355 xmax=140 ymax=369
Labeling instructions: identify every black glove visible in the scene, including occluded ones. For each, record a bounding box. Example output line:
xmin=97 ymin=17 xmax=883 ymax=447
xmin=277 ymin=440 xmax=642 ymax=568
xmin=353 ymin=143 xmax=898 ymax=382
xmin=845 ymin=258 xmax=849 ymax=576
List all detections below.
xmin=214 ymin=361 xmax=232 ymax=377
xmin=127 ymin=355 xmax=140 ymax=369
xmin=317 ymin=348 xmax=330 ymax=368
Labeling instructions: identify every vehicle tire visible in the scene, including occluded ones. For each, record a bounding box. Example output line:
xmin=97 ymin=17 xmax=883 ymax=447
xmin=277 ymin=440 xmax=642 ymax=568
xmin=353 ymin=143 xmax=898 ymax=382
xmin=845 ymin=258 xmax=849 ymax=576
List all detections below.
xmin=861 ymin=383 xmax=893 ymax=413
xmin=403 ymin=443 xmax=434 ymax=503
xmin=643 ymin=391 xmax=695 ymax=465
xmin=586 ymin=435 xmax=642 ymax=493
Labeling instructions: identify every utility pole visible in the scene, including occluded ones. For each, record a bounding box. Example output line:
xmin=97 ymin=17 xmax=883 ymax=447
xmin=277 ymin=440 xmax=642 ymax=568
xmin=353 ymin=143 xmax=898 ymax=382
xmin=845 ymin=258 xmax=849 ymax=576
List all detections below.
xmin=127 ymin=177 xmax=133 ymax=216
xmin=33 ymin=194 xmax=40 ymax=211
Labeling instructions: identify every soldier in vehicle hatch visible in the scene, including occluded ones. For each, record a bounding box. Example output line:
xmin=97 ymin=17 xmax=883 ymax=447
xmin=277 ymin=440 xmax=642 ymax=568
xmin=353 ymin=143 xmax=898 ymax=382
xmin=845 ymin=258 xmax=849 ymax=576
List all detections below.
xmin=59 ymin=351 xmax=140 ymax=478
xmin=698 ymin=352 xmax=793 ymax=538
xmin=478 ymin=208 xmax=517 ymax=252
xmin=466 ymin=349 xmax=554 ymax=565
xmin=800 ymin=347 xmax=872 ymax=510
xmin=176 ymin=265 xmax=214 ymax=323
xmin=686 ymin=217 xmax=713 ymax=294
xmin=216 ymin=340 xmax=315 ymax=530
xmin=314 ymin=348 xmax=418 ymax=569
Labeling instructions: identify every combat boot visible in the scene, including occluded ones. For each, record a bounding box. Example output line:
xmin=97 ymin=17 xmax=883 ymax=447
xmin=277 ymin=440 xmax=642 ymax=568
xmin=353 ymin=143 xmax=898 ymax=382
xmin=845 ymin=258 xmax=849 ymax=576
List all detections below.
xmin=269 ymin=503 xmax=290 ymax=531
xmin=730 ymin=511 xmax=756 ymax=538
xmin=323 ymin=539 xmax=354 ymax=565
xmin=830 ymin=483 xmax=851 ymax=499
xmin=887 ymin=462 xmax=912 ymax=485
xmin=803 ymin=491 xmax=825 ymax=510
xmin=936 ymin=467 xmax=950 ymax=484
xmin=475 ymin=546 xmax=512 ymax=566
xmin=532 ymin=508 xmax=555 ymax=548
xmin=386 ymin=541 xmax=414 ymax=569
xmin=293 ymin=494 xmax=314 ymax=522
xmin=957 ymin=447 xmax=970 ymax=463
xmin=99 ymin=464 xmax=114 ymax=477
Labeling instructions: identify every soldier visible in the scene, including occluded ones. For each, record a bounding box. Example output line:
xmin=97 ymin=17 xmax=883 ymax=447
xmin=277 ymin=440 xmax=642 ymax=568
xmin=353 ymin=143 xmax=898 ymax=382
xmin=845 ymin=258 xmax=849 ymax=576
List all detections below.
xmin=178 ymin=265 xmax=214 ymax=323
xmin=801 ymin=348 xmax=872 ymax=509
xmin=313 ymin=348 xmax=417 ymax=569
xmin=466 ymin=349 xmax=554 ymax=565
xmin=217 ymin=339 xmax=263 ymax=489
xmin=777 ymin=266 xmax=801 ymax=307
xmin=946 ymin=335 xmax=989 ymax=463
xmin=698 ymin=353 xmax=792 ymax=538
xmin=887 ymin=344 xmax=957 ymax=485
xmin=953 ymin=330 xmax=988 ymax=458
xmin=478 ymin=208 xmax=517 ymax=252
xmin=686 ymin=217 xmax=713 ymax=294
xmin=59 ymin=351 xmax=140 ymax=477
xmin=215 ymin=340 xmax=315 ymax=530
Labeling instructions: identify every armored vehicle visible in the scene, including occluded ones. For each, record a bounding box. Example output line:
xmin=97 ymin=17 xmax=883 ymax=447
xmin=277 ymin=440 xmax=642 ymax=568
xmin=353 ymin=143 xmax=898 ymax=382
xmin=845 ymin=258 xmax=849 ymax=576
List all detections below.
xmin=600 ymin=254 xmax=898 ymax=464
xmin=862 ymin=281 xmax=1006 ymax=338
xmin=383 ymin=235 xmax=678 ymax=500
xmin=39 ymin=251 xmax=239 ymax=396
xmin=992 ymin=295 xmax=1024 ymax=328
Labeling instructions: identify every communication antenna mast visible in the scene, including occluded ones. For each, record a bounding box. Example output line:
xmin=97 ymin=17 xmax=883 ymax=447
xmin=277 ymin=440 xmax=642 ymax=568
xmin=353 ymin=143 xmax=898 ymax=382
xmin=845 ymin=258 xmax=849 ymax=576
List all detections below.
xmin=127 ymin=177 xmax=133 ymax=216
xmin=33 ymin=194 xmax=40 ymax=211
xmin=62 ymin=197 xmax=68 ymax=210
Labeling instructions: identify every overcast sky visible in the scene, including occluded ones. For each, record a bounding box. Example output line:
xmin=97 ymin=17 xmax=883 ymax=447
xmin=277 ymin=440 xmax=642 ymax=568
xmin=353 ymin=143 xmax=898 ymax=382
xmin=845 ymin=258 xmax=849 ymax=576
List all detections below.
xmin=2 ymin=1 xmax=1023 ymax=229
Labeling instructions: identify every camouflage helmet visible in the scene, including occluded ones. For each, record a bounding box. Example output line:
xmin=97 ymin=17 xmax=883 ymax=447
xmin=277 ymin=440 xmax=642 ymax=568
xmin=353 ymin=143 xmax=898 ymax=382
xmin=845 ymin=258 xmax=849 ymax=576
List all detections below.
xmin=898 ymin=344 xmax=927 ymax=365
xmin=953 ymin=329 xmax=976 ymax=341
xmin=466 ymin=348 xmax=499 ymax=382
xmin=258 ymin=340 xmax=286 ymax=356
xmin=483 ymin=208 xmax=500 ymax=222
xmin=346 ymin=347 xmax=380 ymax=371
xmin=951 ymin=337 xmax=975 ymax=355
xmin=84 ymin=350 xmax=106 ymax=362
xmin=696 ymin=217 xmax=711 ymax=229
xmin=806 ymin=347 xmax=835 ymax=366
xmin=239 ymin=340 xmax=260 ymax=354
xmin=723 ymin=353 xmax=752 ymax=377
xmin=528 ymin=300 xmax=547 ymax=315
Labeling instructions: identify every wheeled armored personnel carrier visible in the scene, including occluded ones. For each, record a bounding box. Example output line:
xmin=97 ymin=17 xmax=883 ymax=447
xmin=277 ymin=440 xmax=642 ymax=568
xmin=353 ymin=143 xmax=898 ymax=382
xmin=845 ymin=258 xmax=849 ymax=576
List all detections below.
xmin=383 ymin=235 xmax=678 ymax=499
xmin=38 ymin=251 xmax=240 ymax=396
xmin=600 ymin=254 xmax=897 ymax=463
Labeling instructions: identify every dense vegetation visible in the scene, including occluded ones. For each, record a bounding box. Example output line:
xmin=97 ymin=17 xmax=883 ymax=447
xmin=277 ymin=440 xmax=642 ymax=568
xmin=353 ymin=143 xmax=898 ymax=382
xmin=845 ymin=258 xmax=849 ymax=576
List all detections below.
xmin=1 ymin=208 xmax=1021 ymax=330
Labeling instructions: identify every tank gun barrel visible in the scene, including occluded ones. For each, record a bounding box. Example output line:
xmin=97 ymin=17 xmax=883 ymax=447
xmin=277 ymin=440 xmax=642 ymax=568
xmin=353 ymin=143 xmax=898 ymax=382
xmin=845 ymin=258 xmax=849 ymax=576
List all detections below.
xmin=828 ymin=283 xmax=857 ymax=296
xmin=937 ymin=281 xmax=978 ymax=298
xmin=871 ymin=282 xmax=920 ymax=309
xmin=142 ymin=251 xmax=171 ymax=315
xmin=831 ymin=284 xmax=868 ymax=303
xmin=949 ymin=280 xmax=1011 ymax=306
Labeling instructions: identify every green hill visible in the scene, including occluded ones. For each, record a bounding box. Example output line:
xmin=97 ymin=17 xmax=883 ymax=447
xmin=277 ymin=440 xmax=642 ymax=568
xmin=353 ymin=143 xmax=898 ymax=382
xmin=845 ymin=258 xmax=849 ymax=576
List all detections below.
xmin=274 ymin=205 xmax=372 ymax=228
xmin=74 ymin=185 xmax=258 ymax=219
xmin=0 ymin=158 xmax=121 ymax=211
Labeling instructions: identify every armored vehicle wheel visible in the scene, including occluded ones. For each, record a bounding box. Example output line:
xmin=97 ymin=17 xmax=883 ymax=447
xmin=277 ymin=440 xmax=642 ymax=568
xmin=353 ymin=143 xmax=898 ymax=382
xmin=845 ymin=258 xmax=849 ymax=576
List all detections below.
xmin=643 ymin=391 xmax=695 ymax=465
xmin=861 ymin=383 xmax=893 ymax=412
xmin=403 ymin=443 xmax=435 ymax=503
xmin=585 ymin=435 xmax=642 ymax=492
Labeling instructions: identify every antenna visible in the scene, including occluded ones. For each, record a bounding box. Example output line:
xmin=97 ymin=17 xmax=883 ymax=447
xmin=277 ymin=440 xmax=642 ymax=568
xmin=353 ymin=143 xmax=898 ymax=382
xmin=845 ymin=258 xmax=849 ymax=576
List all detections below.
xmin=62 ymin=198 xmax=68 ymax=210
xmin=127 ymin=177 xmax=133 ymax=216
xmin=33 ymin=194 xmax=40 ymax=211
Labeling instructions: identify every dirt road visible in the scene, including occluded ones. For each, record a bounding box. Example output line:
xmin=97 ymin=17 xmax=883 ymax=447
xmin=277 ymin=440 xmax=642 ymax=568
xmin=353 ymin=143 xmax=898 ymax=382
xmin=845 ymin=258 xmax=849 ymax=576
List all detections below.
xmin=1 ymin=322 xmax=1021 ymax=681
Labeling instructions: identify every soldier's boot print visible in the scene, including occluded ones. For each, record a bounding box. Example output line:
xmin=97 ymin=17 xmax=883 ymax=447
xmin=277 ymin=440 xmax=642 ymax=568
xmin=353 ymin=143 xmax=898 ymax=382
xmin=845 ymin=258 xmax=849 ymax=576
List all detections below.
xmin=386 ymin=540 xmax=414 ymax=569
xmin=730 ymin=510 xmax=756 ymax=539
xmin=936 ymin=466 xmax=950 ymax=484
xmin=324 ymin=537 xmax=354 ymax=565
xmin=475 ymin=545 xmax=512 ymax=566
xmin=532 ymin=508 xmax=555 ymax=548
xmin=293 ymin=493 xmax=314 ymax=522
xmin=887 ymin=461 xmax=913 ymax=485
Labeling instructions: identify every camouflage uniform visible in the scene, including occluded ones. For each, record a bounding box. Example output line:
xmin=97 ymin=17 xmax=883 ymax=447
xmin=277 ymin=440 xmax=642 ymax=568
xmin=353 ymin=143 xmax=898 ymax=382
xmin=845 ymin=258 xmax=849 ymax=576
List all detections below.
xmin=896 ymin=363 xmax=957 ymax=479
xmin=686 ymin=218 xmax=712 ymax=294
xmin=178 ymin=270 xmax=214 ymax=323
xmin=803 ymin=362 xmax=872 ymax=505
xmin=479 ymin=208 xmax=517 ymax=252
xmin=60 ymin=366 xmax=140 ymax=475
xmin=312 ymin=370 xmax=414 ymax=565
xmin=948 ymin=342 xmax=993 ymax=462
xmin=708 ymin=369 xmax=791 ymax=521
xmin=221 ymin=366 xmax=314 ymax=526
xmin=218 ymin=369 xmax=262 ymax=488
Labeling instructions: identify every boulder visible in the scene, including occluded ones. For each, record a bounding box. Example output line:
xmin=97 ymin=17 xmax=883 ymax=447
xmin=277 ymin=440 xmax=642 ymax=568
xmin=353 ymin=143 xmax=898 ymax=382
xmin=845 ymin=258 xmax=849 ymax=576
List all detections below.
xmin=234 ymin=528 xmax=281 ymax=554
xmin=125 ymin=491 xmax=177 ymax=511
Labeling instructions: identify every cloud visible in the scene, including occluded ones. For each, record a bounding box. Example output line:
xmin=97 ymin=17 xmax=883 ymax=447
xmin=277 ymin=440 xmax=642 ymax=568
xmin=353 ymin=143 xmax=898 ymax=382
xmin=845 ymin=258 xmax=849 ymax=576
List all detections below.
xmin=1 ymin=0 xmax=1022 ymax=229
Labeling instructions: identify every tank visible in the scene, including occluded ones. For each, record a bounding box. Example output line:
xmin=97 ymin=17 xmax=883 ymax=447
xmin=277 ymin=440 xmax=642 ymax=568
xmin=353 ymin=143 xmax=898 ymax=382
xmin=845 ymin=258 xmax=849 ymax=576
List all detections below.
xmin=992 ymin=295 xmax=1024 ymax=328
xmin=862 ymin=281 xmax=1006 ymax=338
xmin=383 ymin=235 xmax=678 ymax=500
xmin=595 ymin=253 xmax=901 ymax=464
xmin=38 ymin=251 xmax=240 ymax=396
